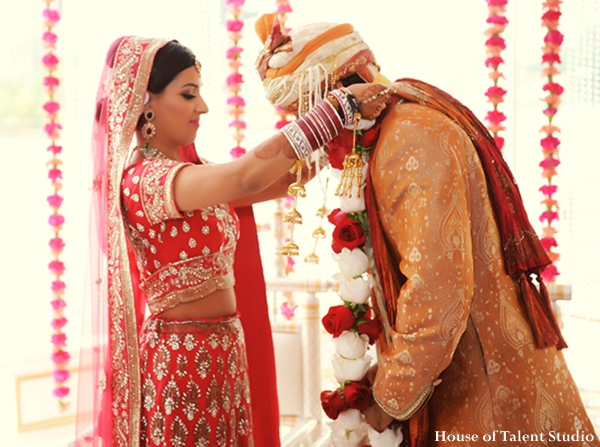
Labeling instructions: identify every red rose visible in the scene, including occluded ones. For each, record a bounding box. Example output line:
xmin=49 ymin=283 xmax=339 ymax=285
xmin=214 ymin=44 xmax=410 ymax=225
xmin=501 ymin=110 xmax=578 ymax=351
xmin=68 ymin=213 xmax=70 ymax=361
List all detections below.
xmin=327 ymin=129 xmax=354 ymax=170
xmin=322 ymin=305 xmax=356 ymax=337
xmin=332 ymin=218 xmax=366 ymax=254
xmin=327 ymin=208 xmax=347 ymax=226
xmin=357 ymin=317 xmax=383 ymax=344
xmin=343 ymin=381 xmax=372 ymax=411
xmin=320 ymin=389 xmax=347 ymax=420
xmin=356 ymin=123 xmax=381 ymax=150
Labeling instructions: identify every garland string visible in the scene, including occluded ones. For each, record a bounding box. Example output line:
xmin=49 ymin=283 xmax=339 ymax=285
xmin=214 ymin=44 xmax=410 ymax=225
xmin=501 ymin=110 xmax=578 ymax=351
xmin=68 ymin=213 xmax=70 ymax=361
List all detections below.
xmin=43 ymin=0 xmax=70 ymax=410
xmin=538 ymin=0 xmax=564 ymax=282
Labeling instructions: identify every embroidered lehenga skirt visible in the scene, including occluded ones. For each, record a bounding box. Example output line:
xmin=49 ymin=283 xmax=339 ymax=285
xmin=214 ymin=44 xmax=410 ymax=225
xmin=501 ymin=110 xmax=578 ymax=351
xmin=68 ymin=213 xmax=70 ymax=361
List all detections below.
xmin=139 ymin=314 xmax=254 ymax=447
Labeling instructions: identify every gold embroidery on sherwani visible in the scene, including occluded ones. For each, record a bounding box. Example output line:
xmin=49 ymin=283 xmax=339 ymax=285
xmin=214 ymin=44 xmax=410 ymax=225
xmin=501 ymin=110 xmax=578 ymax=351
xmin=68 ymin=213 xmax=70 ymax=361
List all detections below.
xmin=477 ymin=392 xmax=495 ymax=433
xmin=535 ymin=382 xmax=560 ymax=433
xmin=194 ymin=416 xmax=210 ymax=447
xmin=501 ymin=297 xmax=533 ymax=349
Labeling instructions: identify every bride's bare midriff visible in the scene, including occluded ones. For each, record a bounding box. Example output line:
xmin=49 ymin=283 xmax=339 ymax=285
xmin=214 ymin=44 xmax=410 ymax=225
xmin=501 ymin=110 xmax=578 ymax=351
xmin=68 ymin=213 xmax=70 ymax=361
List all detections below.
xmin=158 ymin=287 xmax=237 ymax=320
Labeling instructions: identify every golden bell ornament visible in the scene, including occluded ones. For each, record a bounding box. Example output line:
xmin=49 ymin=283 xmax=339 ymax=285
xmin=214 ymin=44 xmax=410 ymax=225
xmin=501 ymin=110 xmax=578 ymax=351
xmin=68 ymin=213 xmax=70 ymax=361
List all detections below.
xmin=281 ymin=241 xmax=299 ymax=256
xmin=284 ymin=209 xmax=303 ymax=225
xmin=312 ymin=227 xmax=326 ymax=239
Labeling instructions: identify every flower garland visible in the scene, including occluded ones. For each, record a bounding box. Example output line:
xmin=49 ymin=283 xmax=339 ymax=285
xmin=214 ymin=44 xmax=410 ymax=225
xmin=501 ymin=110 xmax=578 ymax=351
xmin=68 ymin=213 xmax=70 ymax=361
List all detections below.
xmin=43 ymin=0 xmax=70 ymax=409
xmin=320 ymin=125 xmax=402 ymax=447
xmin=538 ymin=0 xmax=564 ymax=282
xmin=484 ymin=0 xmax=509 ymax=151
xmin=225 ymin=0 xmax=246 ymax=159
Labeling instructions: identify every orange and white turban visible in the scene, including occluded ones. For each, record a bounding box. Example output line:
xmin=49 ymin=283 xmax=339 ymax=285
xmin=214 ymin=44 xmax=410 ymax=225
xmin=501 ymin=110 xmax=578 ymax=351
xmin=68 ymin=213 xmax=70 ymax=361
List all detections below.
xmin=255 ymin=13 xmax=382 ymax=112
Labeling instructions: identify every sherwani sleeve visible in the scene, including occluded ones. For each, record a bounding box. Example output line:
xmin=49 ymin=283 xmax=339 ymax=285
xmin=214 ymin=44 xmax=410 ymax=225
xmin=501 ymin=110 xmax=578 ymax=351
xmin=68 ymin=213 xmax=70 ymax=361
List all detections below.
xmin=370 ymin=103 xmax=477 ymax=420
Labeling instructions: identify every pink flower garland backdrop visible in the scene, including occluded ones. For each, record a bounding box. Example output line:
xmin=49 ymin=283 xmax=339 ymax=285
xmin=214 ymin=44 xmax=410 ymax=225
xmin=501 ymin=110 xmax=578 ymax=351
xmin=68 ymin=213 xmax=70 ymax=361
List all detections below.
xmin=226 ymin=0 xmax=247 ymax=159
xmin=539 ymin=0 xmax=564 ymax=282
xmin=43 ymin=0 xmax=70 ymax=409
xmin=484 ymin=0 xmax=509 ymax=151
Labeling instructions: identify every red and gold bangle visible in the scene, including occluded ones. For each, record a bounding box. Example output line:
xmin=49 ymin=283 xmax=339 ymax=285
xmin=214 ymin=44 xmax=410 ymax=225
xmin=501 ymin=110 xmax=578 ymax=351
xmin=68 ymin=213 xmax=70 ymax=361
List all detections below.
xmin=281 ymin=98 xmax=343 ymax=160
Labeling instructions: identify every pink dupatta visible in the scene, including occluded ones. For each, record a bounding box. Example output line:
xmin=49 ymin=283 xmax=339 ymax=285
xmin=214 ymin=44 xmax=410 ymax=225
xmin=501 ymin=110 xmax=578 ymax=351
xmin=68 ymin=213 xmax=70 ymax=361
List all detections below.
xmin=75 ymin=36 xmax=170 ymax=447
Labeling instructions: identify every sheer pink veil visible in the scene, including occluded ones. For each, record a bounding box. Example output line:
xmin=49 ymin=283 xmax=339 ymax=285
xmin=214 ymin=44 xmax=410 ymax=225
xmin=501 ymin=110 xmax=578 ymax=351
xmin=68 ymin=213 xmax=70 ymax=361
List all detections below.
xmin=75 ymin=36 xmax=169 ymax=447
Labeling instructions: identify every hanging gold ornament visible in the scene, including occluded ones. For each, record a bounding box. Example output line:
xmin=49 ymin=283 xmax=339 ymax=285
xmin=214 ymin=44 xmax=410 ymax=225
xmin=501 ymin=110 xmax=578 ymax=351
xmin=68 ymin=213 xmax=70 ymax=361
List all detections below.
xmin=335 ymin=112 xmax=365 ymax=199
xmin=281 ymin=161 xmax=303 ymax=257
xmin=304 ymin=178 xmax=329 ymax=264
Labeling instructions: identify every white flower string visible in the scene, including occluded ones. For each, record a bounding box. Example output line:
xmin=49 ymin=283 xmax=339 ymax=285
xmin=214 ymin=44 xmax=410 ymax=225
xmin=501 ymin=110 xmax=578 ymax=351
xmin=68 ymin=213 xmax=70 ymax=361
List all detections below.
xmin=43 ymin=0 xmax=70 ymax=410
xmin=321 ymin=120 xmax=403 ymax=446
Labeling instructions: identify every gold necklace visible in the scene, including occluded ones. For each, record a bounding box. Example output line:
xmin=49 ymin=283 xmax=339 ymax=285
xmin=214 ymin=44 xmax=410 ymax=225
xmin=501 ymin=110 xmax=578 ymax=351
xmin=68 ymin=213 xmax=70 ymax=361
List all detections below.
xmin=139 ymin=145 xmax=169 ymax=160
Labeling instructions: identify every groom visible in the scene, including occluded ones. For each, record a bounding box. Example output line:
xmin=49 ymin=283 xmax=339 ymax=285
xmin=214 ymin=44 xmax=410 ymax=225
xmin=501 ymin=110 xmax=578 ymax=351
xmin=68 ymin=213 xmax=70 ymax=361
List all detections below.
xmin=254 ymin=13 xmax=599 ymax=447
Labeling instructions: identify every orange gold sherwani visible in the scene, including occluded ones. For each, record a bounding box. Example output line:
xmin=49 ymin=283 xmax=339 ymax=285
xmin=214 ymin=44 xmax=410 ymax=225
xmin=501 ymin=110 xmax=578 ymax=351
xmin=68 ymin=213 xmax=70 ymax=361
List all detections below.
xmin=369 ymin=101 xmax=599 ymax=446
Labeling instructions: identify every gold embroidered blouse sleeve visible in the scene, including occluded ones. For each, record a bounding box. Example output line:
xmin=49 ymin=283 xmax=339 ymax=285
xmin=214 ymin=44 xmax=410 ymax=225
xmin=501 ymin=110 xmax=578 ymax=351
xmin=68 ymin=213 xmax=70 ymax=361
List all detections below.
xmin=370 ymin=103 xmax=477 ymax=420
xmin=139 ymin=159 xmax=192 ymax=225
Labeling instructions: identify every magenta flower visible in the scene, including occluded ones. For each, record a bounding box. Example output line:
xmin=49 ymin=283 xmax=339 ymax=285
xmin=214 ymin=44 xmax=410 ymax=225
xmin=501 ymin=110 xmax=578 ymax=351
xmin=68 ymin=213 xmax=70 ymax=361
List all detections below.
xmin=226 ymin=46 xmax=244 ymax=60
xmin=485 ymin=36 xmax=506 ymax=49
xmin=226 ymin=72 xmax=244 ymax=86
xmin=49 ymin=214 xmax=65 ymax=227
xmin=51 ymin=281 xmax=66 ymax=293
xmin=486 ymin=15 xmax=508 ymax=25
xmin=485 ymin=56 xmax=504 ymax=68
xmin=280 ymin=301 xmax=298 ymax=319
xmin=43 ymin=8 xmax=61 ymax=22
xmin=47 ymin=193 xmax=64 ymax=208
xmin=47 ymin=144 xmax=63 ymax=154
xmin=539 ymin=158 xmax=560 ymax=169
xmin=541 ymin=136 xmax=560 ymax=149
xmin=486 ymin=0 xmax=508 ymax=6
xmin=43 ymin=32 xmax=58 ymax=45
xmin=42 ymin=53 xmax=59 ymax=68
xmin=48 ymin=168 xmax=63 ymax=182
xmin=49 ymin=260 xmax=66 ymax=274
xmin=543 ymin=82 xmax=564 ymax=95
xmin=543 ymin=107 xmax=558 ymax=117
xmin=44 ymin=76 xmax=60 ymax=87
xmin=51 ymin=317 xmax=68 ymax=329
xmin=51 ymin=298 xmax=66 ymax=310
xmin=52 ymin=369 xmax=70 ymax=383
xmin=539 ymin=184 xmax=558 ymax=195
xmin=229 ymin=119 xmax=247 ymax=129
xmin=51 ymin=350 xmax=71 ymax=363
xmin=277 ymin=4 xmax=293 ymax=12
xmin=276 ymin=119 xmax=290 ymax=130
xmin=51 ymin=333 xmax=67 ymax=346
xmin=485 ymin=110 xmax=507 ymax=124
xmin=53 ymin=386 xmax=70 ymax=399
xmin=229 ymin=146 xmax=247 ymax=159
xmin=43 ymin=101 xmax=60 ymax=114
xmin=541 ymin=264 xmax=559 ymax=281
xmin=540 ymin=237 xmax=558 ymax=251
xmin=44 ymin=122 xmax=62 ymax=137
xmin=542 ymin=53 xmax=561 ymax=64
xmin=485 ymin=86 xmax=507 ymax=98
xmin=49 ymin=238 xmax=65 ymax=250
xmin=226 ymin=19 xmax=244 ymax=32
xmin=542 ymin=10 xmax=562 ymax=23
xmin=544 ymin=30 xmax=564 ymax=46
xmin=225 ymin=0 xmax=245 ymax=5
xmin=227 ymin=96 xmax=246 ymax=107
xmin=540 ymin=211 xmax=559 ymax=223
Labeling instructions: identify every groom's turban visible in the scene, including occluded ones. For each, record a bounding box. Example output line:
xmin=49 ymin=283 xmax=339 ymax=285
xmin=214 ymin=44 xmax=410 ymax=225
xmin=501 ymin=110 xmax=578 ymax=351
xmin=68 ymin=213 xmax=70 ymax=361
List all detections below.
xmin=255 ymin=13 xmax=380 ymax=112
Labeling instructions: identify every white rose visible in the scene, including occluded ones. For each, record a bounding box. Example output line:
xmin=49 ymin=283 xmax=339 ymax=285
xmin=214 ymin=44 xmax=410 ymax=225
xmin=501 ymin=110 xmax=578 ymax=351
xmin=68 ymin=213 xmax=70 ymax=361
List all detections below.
xmin=330 ymin=409 xmax=369 ymax=447
xmin=334 ymin=248 xmax=369 ymax=279
xmin=368 ymin=425 xmax=404 ymax=447
xmin=334 ymin=330 xmax=369 ymax=359
xmin=339 ymin=185 xmax=366 ymax=213
xmin=332 ymin=352 xmax=372 ymax=383
xmin=336 ymin=274 xmax=371 ymax=304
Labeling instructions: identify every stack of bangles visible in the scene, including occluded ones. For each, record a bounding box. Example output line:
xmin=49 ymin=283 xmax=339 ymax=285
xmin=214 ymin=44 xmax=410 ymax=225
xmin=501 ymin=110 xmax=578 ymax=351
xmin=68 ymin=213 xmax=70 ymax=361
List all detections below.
xmin=281 ymin=88 xmax=359 ymax=160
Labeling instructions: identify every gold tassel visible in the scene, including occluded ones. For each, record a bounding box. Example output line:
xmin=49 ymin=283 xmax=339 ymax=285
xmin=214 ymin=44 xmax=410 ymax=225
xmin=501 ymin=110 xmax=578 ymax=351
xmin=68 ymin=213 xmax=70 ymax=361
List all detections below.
xmin=282 ymin=161 xmax=304 ymax=256
xmin=335 ymin=113 xmax=365 ymax=199
xmin=304 ymin=179 xmax=329 ymax=264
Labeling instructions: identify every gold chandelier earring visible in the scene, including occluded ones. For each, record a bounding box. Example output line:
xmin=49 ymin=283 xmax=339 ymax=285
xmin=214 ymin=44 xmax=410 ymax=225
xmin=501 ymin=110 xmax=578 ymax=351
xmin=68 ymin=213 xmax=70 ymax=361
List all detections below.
xmin=141 ymin=109 xmax=156 ymax=141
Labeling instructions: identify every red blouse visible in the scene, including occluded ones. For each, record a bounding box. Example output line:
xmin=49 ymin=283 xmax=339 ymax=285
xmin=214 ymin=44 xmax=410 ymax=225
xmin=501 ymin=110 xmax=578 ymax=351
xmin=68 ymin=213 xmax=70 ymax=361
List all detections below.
xmin=121 ymin=158 xmax=240 ymax=315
